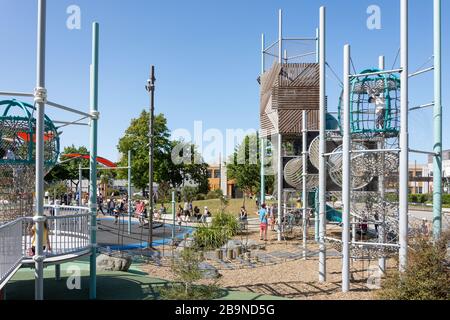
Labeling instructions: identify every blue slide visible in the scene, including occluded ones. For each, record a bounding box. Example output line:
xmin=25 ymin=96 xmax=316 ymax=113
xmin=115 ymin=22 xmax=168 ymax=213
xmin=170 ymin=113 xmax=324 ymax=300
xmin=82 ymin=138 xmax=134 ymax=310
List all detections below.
xmin=314 ymin=189 xmax=343 ymax=223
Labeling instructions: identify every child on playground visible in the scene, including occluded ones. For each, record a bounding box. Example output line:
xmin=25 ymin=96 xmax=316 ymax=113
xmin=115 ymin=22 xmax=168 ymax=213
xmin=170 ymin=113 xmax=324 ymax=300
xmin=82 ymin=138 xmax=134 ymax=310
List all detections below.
xmin=176 ymin=206 xmax=183 ymax=231
xmin=28 ymin=217 xmax=52 ymax=256
xmin=368 ymin=93 xmax=386 ymax=130
xmin=269 ymin=204 xmax=276 ymax=231
xmin=258 ymin=203 xmax=268 ymax=241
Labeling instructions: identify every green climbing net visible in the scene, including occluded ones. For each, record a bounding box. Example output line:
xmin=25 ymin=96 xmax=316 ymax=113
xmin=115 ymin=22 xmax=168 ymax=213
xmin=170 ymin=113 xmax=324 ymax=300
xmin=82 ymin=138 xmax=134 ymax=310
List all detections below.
xmin=0 ymin=100 xmax=59 ymax=223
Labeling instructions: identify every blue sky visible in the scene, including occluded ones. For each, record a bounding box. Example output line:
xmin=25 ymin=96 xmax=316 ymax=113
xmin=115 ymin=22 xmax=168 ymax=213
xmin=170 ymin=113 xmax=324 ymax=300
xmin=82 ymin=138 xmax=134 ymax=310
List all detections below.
xmin=0 ymin=0 xmax=448 ymax=165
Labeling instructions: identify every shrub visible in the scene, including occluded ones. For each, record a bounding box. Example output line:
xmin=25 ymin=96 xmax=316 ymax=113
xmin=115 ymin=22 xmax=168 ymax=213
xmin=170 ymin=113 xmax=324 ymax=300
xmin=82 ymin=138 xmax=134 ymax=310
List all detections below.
xmin=206 ymin=189 xmax=223 ymax=200
xmin=196 ymin=193 xmax=206 ymax=201
xmin=193 ymin=212 xmax=239 ymax=250
xmin=376 ymin=232 xmax=450 ymax=300
xmin=442 ymin=194 xmax=450 ymax=205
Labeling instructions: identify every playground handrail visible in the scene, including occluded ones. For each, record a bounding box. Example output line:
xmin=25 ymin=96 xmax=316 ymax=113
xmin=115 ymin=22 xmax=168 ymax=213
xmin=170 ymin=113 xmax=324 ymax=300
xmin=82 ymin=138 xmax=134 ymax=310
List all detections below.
xmin=0 ymin=218 xmax=24 ymax=289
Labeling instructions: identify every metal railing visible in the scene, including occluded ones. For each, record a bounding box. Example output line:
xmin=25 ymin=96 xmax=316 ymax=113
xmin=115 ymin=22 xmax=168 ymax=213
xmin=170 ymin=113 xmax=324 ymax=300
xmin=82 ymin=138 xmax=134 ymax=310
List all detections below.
xmin=0 ymin=219 xmax=24 ymax=288
xmin=22 ymin=207 xmax=90 ymax=258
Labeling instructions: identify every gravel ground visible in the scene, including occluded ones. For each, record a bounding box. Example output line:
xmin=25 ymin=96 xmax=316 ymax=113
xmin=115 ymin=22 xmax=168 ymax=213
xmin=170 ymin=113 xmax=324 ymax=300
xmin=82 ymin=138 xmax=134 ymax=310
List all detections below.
xmin=141 ymin=225 xmax=394 ymax=300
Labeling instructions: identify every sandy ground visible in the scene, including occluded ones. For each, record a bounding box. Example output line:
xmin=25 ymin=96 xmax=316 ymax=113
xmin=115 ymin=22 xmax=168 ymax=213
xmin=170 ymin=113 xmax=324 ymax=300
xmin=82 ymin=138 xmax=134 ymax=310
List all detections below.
xmin=141 ymin=223 xmax=394 ymax=300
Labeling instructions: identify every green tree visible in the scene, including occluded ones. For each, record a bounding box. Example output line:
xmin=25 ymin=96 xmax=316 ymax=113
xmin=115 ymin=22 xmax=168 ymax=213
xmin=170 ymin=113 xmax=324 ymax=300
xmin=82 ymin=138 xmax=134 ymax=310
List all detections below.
xmin=45 ymin=145 xmax=91 ymax=192
xmin=117 ymin=112 xmax=209 ymax=195
xmin=117 ymin=111 xmax=175 ymax=194
xmin=227 ymin=134 xmax=274 ymax=204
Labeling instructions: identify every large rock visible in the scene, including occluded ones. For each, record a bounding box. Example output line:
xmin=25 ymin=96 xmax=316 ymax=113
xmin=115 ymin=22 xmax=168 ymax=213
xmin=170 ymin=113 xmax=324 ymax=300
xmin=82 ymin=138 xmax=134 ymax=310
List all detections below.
xmin=175 ymin=238 xmax=195 ymax=252
xmin=96 ymin=252 xmax=132 ymax=272
xmin=198 ymin=262 xmax=220 ymax=279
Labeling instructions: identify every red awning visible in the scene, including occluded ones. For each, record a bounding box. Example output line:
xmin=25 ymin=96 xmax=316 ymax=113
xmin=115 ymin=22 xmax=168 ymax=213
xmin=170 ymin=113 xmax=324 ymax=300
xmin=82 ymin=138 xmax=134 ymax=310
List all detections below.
xmin=61 ymin=153 xmax=117 ymax=168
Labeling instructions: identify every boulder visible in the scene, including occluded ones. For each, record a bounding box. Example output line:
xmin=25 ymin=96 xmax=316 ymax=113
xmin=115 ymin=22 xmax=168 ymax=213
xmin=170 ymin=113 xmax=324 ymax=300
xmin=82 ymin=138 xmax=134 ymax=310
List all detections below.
xmin=175 ymin=238 xmax=195 ymax=252
xmin=96 ymin=252 xmax=132 ymax=272
xmin=198 ymin=262 xmax=220 ymax=279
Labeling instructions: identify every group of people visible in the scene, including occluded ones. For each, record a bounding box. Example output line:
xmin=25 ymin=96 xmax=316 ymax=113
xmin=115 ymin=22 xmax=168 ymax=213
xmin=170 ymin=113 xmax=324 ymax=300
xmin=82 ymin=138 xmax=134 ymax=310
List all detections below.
xmin=176 ymin=202 xmax=211 ymax=228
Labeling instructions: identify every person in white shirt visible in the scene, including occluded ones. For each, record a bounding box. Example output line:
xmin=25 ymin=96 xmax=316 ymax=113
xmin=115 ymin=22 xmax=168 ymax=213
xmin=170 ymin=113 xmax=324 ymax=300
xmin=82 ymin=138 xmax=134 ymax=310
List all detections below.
xmin=369 ymin=94 xmax=386 ymax=130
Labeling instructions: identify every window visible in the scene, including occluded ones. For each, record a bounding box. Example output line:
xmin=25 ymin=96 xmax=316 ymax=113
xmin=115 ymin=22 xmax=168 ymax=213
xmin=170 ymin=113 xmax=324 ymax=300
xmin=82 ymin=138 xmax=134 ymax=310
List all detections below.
xmin=214 ymin=170 xmax=221 ymax=179
xmin=207 ymin=170 xmax=213 ymax=178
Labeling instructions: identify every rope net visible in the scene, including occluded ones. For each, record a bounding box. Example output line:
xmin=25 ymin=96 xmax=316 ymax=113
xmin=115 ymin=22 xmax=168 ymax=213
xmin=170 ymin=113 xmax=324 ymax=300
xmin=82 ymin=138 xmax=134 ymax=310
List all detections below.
xmin=0 ymin=100 xmax=59 ymax=224
xmin=338 ymin=69 xmax=401 ymax=139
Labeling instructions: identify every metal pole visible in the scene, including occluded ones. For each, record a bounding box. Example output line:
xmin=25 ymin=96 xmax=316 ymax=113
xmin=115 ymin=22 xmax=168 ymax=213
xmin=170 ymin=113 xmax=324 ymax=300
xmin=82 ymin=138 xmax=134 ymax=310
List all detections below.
xmin=33 ymin=0 xmax=47 ymax=301
xmin=171 ymin=191 xmax=175 ymax=242
xmin=260 ymin=136 xmax=265 ymax=209
xmin=378 ymin=55 xmax=386 ymax=275
xmin=147 ymin=66 xmax=156 ymax=248
xmin=318 ymin=5 xmax=327 ymax=282
xmin=277 ymin=133 xmax=282 ymax=241
xmin=433 ymin=0 xmax=442 ymax=240
xmin=399 ymin=0 xmax=409 ymax=272
xmin=278 ymin=9 xmax=282 ymax=64
xmin=342 ymin=44 xmax=351 ymax=293
xmin=78 ymin=163 xmax=82 ymax=206
xmin=127 ymin=150 xmax=132 ymax=235
xmin=89 ymin=22 xmax=100 ymax=300
xmin=302 ymin=111 xmax=308 ymax=259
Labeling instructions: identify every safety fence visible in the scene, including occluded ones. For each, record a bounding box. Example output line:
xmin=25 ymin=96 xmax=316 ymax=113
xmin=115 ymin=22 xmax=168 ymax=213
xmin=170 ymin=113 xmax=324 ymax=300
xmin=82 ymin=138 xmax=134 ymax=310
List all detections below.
xmin=0 ymin=219 xmax=23 ymax=288
xmin=0 ymin=205 xmax=91 ymax=288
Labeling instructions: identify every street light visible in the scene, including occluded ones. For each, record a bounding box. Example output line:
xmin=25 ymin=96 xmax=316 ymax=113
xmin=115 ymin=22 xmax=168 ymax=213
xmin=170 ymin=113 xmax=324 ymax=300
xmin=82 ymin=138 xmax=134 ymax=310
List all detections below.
xmin=145 ymin=66 xmax=156 ymax=247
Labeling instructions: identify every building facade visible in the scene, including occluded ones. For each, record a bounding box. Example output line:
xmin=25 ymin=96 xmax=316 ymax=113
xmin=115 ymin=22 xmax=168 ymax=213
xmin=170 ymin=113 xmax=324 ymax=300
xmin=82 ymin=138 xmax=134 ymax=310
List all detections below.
xmin=207 ymin=163 xmax=242 ymax=198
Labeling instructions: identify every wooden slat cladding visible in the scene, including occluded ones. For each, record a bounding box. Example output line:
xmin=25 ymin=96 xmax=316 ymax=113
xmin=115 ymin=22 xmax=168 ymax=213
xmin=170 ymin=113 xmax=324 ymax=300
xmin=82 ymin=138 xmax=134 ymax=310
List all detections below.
xmin=278 ymin=109 xmax=320 ymax=134
xmin=272 ymin=87 xmax=319 ymax=110
xmin=260 ymin=62 xmax=320 ymax=136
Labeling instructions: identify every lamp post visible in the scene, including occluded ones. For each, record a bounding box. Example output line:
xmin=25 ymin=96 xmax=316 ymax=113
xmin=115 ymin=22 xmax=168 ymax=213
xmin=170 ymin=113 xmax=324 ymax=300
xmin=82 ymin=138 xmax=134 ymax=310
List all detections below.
xmin=145 ymin=66 xmax=156 ymax=248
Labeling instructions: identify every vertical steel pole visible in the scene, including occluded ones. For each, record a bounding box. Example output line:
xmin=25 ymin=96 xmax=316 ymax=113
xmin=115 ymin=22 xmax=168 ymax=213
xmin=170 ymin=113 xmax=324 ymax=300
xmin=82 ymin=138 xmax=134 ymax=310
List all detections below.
xmin=277 ymin=8 xmax=283 ymax=242
xmin=342 ymin=44 xmax=351 ymax=293
xmin=147 ymin=66 xmax=156 ymax=248
xmin=127 ymin=150 xmax=132 ymax=235
xmin=277 ymin=133 xmax=283 ymax=241
xmin=278 ymin=9 xmax=282 ymax=64
xmin=318 ymin=6 xmax=327 ymax=282
xmin=399 ymin=0 xmax=409 ymax=272
xmin=171 ymin=191 xmax=175 ymax=242
xmin=78 ymin=163 xmax=82 ymax=206
xmin=260 ymin=33 xmax=266 ymax=209
xmin=313 ymin=31 xmax=319 ymax=255
xmin=89 ymin=22 xmax=100 ymax=300
xmin=34 ymin=0 xmax=47 ymax=301
xmin=260 ymin=137 xmax=265 ymax=209
xmin=433 ymin=0 xmax=442 ymax=240
xmin=378 ymin=55 xmax=386 ymax=275
xmin=302 ymin=110 xmax=308 ymax=259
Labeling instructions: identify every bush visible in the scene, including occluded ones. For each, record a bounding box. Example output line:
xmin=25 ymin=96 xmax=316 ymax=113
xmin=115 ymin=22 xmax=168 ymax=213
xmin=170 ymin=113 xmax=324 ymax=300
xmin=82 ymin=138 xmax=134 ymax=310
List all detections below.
xmin=196 ymin=193 xmax=206 ymax=201
xmin=206 ymin=189 xmax=223 ymax=200
xmin=158 ymin=248 xmax=224 ymax=300
xmin=377 ymin=232 xmax=450 ymax=300
xmin=193 ymin=212 xmax=239 ymax=250
xmin=442 ymin=194 xmax=450 ymax=205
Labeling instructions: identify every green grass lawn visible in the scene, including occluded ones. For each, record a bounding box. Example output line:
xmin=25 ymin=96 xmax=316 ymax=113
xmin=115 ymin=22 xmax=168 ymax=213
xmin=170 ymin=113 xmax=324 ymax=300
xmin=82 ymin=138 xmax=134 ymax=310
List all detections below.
xmin=163 ymin=198 xmax=264 ymax=217
xmin=5 ymin=258 xmax=288 ymax=300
